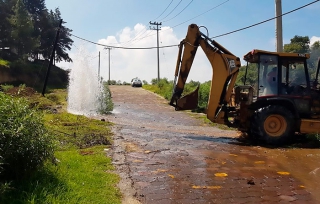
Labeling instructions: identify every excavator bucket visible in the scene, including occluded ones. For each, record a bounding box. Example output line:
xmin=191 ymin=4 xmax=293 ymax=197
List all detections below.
xmin=175 ymin=85 xmax=199 ymax=110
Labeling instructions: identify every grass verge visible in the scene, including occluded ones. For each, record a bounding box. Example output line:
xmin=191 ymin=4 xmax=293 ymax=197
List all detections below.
xmin=0 ymin=87 xmax=121 ymax=203
xmin=0 ymin=146 xmax=121 ymax=204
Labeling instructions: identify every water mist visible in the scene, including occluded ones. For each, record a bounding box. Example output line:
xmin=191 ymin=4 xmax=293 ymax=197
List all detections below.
xmin=67 ymin=47 xmax=107 ymax=115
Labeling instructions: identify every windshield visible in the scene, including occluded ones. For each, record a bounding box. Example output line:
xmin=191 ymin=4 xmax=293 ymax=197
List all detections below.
xmin=258 ymin=55 xmax=278 ymax=96
xmin=256 ymin=55 xmax=309 ymax=97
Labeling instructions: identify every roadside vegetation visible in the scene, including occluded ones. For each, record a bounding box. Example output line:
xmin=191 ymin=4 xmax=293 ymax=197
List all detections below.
xmin=0 ymin=85 xmax=121 ymax=204
xmin=143 ymin=77 xmax=233 ymax=130
xmin=143 ymin=77 xmax=320 ymax=146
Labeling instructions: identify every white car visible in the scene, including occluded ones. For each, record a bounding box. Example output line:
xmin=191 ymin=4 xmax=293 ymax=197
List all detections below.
xmin=131 ymin=78 xmax=142 ymax=87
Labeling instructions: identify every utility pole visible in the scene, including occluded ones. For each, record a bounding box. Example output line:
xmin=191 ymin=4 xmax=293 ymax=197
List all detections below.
xmin=42 ymin=19 xmax=62 ymax=96
xmin=104 ymin=47 xmax=112 ymax=84
xmin=98 ymin=51 xmax=100 ymax=81
xmin=149 ymin=21 xmax=162 ymax=83
xmin=275 ymin=0 xmax=283 ymax=52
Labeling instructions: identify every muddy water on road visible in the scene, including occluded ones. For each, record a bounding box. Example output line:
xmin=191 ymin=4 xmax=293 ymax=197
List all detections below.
xmin=104 ymin=86 xmax=320 ymax=204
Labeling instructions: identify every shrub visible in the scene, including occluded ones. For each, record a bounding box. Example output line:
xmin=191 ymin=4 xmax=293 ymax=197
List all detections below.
xmin=198 ymin=81 xmax=211 ymax=110
xmin=0 ymin=92 xmax=55 ymax=179
xmin=142 ymin=80 xmax=148 ymax=85
xmin=144 ymin=79 xmax=211 ymax=112
xmin=98 ymin=82 xmax=114 ymax=114
xmin=151 ymin=78 xmax=158 ymax=85
xmin=0 ymin=84 xmax=14 ymax=92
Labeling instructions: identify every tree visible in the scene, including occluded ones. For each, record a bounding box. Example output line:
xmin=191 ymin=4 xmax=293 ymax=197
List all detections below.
xmin=1 ymin=0 xmax=73 ymax=63
xmin=9 ymin=0 xmax=39 ymax=59
xmin=142 ymin=80 xmax=148 ymax=85
xmin=283 ymin=35 xmax=310 ymax=53
xmin=50 ymin=8 xmax=73 ymax=62
xmin=22 ymin=0 xmax=46 ymax=16
xmin=235 ymin=64 xmax=258 ymax=86
xmin=310 ymin=40 xmax=320 ymax=62
xmin=309 ymin=40 xmax=320 ymax=74
xmin=22 ymin=0 xmax=47 ymax=60
xmin=0 ymin=0 xmax=14 ymax=53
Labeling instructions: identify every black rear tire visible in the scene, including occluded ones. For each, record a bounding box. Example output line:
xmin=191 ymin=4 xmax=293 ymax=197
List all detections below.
xmin=250 ymin=105 xmax=295 ymax=145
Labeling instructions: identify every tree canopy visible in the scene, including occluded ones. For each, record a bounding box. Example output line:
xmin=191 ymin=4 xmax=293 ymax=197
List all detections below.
xmin=283 ymin=35 xmax=319 ymax=75
xmin=0 ymin=0 xmax=73 ymax=62
xmin=283 ymin=35 xmax=310 ymax=53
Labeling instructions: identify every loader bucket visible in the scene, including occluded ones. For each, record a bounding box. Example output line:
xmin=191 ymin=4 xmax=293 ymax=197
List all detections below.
xmin=176 ymin=85 xmax=199 ymax=110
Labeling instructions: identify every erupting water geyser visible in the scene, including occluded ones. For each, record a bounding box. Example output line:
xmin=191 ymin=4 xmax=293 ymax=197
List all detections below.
xmin=67 ymin=47 xmax=106 ymax=115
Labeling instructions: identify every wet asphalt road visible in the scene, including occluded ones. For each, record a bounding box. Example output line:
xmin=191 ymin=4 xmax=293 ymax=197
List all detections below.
xmin=103 ymin=85 xmax=320 ymax=204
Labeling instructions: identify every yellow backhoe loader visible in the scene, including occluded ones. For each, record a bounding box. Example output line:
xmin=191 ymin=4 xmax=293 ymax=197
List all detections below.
xmin=170 ymin=24 xmax=320 ymax=145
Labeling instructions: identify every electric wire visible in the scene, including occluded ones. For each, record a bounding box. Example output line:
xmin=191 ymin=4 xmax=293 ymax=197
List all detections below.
xmin=68 ymin=0 xmax=319 ymax=50
xmin=170 ymin=0 xmax=229 ymax=29
xmin=76 ymin=0 xmax=188 ymax=47
xmin=118 ymin=26 xmax=148 ymax=47
xmin=131 ymin=1 xmax=174 ymax=47
xmin=152 ymin=0 xmax=174 ymax=21
xmin=159 ymin=0 xmax=183 ymax=22
xmin=69 ymin=33 xmax=179 ymax=49
xmin=122 ymin=0 xmax=230 ymax=43
xmin=211 ymin=0 xmax=320 ymax=38
xmin=79 ymin=0 xmax=229 ymax=47
xmin=163 ymin=0 xmax=194 ymax=22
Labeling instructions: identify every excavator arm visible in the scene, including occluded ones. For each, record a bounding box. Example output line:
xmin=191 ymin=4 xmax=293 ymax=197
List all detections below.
xmin=169 ymin=24 xmax=241 ymax=124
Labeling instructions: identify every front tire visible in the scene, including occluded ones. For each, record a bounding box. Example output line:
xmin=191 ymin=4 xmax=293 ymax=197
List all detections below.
xmin=250 ymin=105 xmax=295 ymax=145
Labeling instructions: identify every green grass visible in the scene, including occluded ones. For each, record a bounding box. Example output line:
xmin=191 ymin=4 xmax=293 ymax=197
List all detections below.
xmin=143 ymin=84 xmax=158 ymax=93
xmin=0 ymin=146 xmax=121 ymax=204
xmin=143 ymin=84 xmax=172 ymax=100
xmin=0 ymin=88 xmax=122 ymax=203
xmin=44 ymin=112 xmax=113 ymax=150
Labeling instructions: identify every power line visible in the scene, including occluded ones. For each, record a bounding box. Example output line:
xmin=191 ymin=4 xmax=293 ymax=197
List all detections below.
xmin=89 ymin=1 xmax=229 ymax=47
xmin=163 ymin=0 xmax=194 ymax=23
xmin=69 ymin=0 xmax=318 ymax=50
xmin=170 ymin=0 xmax=230 ymax=29
xmin=90 ymin=1 xmax=226 ymax=47
xmin=152 ymin=0 xmax=174 ymax=21
xmin=118 ymin=26 xmax=148 ymax=47
xmin=159 ymin=0 xmax=183 ymax=22
xmin=123 ymin=0 xmax=230 ymax=42
xmin=70 ymin=33 xmax=178 ymax=49
xmin=129 ymin=0 xmax=317 ymax=42
xmin=211 ymin=0 xmax=320 ymax=38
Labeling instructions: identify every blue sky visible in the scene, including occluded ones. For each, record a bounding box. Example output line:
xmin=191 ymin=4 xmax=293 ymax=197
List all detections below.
xmin=46 ymin=0 xmax=320 ymax=83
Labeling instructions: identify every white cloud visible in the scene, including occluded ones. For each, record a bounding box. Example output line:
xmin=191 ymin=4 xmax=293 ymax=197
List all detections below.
xmin=91 ymin=24 xmax=213 ymax=83
xmin=59 ymin=24 xmax=245 ymax=84
xmin=310 ymin=36 xmax=320 ymax=45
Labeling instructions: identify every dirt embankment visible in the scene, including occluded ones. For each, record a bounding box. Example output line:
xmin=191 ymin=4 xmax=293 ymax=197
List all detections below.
xmin=0 ymin=63 xmax=68 ymax=90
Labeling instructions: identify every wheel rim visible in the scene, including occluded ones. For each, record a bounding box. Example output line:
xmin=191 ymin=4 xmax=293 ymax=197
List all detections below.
xmin=263 ymin=114 xmax=287 ymax=137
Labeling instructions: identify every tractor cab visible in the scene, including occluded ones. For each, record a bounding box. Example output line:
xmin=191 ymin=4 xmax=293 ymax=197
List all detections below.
xmin=244 ymin=49 xmax=310 ymax=98
xmin=243 ymin=49 xmax=314 ymax=117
